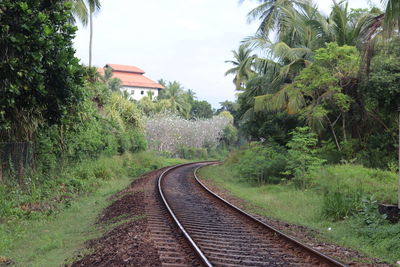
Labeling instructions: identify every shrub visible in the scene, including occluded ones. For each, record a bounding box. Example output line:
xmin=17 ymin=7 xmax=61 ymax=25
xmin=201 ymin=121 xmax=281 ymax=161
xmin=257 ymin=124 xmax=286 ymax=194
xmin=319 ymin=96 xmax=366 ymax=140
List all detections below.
xmin=310 ymin=165 xmax=397 ymax=204
xmin=177 ymin=146 xmax=208 ymax=159
xmin=234 ymin=142 xmax=287 ymax=185
xmin=285 ymin=127 xmax=326 ymax=187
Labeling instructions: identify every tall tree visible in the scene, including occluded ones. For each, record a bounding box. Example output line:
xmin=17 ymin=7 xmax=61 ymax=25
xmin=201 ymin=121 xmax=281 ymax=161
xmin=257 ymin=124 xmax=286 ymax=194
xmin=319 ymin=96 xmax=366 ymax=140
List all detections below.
xmin=382 ymin=0 xmax=400 ymax=33
xmin=246 ymin=0 xmax=301 ymax=35
xmin=225 ymin=44 xmax=256 ymax=90
xmin=67 ymin=0 xmax=101 ymax=67
xmin=87 ymin=0 xmax=101 ymax=67
xmin=0 ymin=0 xmax=84 ymax=141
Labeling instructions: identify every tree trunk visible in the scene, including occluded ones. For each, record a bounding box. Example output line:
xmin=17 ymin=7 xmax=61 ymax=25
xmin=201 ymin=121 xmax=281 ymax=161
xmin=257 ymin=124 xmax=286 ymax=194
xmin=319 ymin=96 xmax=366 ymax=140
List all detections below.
xmin=328 ymin=119 xmax=341 ymax=151
xmin=89 ymin=9 xmax=93 ymax=67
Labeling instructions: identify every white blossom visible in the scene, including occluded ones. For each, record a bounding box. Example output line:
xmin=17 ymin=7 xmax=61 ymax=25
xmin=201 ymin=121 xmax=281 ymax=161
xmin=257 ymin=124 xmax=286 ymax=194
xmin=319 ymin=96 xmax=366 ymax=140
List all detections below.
xmin=144 ymin=113 xmax=229 ymax=153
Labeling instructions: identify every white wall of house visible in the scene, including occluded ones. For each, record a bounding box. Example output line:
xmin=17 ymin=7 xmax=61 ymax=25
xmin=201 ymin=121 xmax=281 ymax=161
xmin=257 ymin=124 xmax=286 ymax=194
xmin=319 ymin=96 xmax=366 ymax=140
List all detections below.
xmin=121 ymin=86 xmax=159 ymax=101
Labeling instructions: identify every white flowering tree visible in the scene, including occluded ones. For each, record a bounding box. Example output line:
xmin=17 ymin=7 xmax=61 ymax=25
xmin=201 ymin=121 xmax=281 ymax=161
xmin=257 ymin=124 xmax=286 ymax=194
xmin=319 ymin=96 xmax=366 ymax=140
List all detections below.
xmin=145 ymin=113 xmax=230 ymax=153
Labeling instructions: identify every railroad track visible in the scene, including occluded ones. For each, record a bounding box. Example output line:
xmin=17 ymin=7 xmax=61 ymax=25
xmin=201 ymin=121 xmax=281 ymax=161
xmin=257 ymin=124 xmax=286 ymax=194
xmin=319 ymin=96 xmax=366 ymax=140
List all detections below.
xmin=157 ymin=162 xmax=348 ymax=267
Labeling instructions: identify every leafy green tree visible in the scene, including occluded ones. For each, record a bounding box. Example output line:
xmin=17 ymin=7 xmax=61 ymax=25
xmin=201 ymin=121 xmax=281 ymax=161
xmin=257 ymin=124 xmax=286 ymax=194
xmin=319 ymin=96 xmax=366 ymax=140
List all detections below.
xmin=285 ymin=127 xmax=326 ymax=186
xmin=216 ymin=101 xmax=238 ymax=117
xmin=218 ymin=111 xmax=239 ymax=147
xmin=0 ymin=0 xmax=84 ymax=142
xmin=190 ymin=100 xmax=213 ymax=119
xmin=255 ymin=43 xmax=361 ymax=150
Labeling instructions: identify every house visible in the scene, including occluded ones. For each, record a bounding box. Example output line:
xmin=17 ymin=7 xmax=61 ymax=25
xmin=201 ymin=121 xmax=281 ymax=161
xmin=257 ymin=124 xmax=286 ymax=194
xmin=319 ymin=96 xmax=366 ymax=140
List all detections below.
xmin=99 ymin=64 xmax=164 ymax=100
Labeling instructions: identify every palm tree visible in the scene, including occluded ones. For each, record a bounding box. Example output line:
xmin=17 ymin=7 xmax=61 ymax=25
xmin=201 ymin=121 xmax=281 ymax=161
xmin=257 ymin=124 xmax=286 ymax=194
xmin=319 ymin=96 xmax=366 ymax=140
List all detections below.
xmin=382 ymin=0 xmax=400 ymax=33
xmin=87 ymin=0 xmax=101 ymax=67
xmin=225 ymin=44 xmax=256 ymax=90
xmin=69 ymin=0 xmax=88 ymax=25
xmin=160 ymin=81 xmax=192 ymax=118
xmin=247 ymin=0 xmax=301 ymax=35
xmin=67 ymin=0 xmax=101 ymax=67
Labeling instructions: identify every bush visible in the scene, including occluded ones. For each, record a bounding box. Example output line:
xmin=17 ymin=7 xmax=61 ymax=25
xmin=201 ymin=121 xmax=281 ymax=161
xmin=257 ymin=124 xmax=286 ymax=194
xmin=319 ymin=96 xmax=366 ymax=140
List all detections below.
xmin=285 ymin=127 xmax=326 ymax=187
xmin=310 ymin=164 xmax=397 ymax=204
xmin=234 ymin=142 xmax=287 ymax=185
xmin=177 ymin=146 xmax=208 ymax=159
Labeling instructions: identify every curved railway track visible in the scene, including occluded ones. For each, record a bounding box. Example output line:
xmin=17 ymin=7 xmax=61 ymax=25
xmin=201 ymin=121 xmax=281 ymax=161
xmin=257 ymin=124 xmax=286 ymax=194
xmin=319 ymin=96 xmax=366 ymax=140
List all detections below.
xmin=157 ymin=162 xmax=348 ymax=267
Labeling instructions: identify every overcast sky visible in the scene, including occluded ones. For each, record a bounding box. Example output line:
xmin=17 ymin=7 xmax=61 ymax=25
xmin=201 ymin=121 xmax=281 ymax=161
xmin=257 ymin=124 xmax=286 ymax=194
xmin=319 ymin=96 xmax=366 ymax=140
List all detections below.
xmin=73 ymin=0 xmax=380 ymax=108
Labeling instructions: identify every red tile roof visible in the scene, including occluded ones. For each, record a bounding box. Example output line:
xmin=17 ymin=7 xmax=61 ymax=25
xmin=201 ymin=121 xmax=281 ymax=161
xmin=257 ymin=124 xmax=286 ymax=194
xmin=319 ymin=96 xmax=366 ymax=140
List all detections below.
xmin=99 ymin=64 xmax=164 ymax=89
xmin=112 ymin=71 xmax=164 ymax=89
xmin=106 ymin=64 xmax=145 ymax=74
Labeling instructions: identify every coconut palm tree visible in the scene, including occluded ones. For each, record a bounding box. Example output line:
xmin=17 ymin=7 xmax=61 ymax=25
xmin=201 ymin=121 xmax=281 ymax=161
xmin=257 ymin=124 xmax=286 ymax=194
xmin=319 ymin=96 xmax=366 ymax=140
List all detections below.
xmin=225 ymin=44 xmax=256 ymax=90
xmin=69 ymin=0 xmax=88 ymax=25
xmin=247 ymin=0 xmax=302 ymax=35
xmin=87 ymin=0 xmax=101 ymax=67
xmin=67 ymin=0 xmax=101 ymax=67
xmin=159 ymin=81 xmax=192 ymax=118
xmin=382 ymin=0 xmax=400 ymax=33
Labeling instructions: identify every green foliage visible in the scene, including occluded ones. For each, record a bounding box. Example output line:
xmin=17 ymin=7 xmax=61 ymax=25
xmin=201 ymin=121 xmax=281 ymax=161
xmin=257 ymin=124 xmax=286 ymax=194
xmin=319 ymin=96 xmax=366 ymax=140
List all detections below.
xmin=233 ymin=0 xmax=400 ymax=170
xmin=0 ymin=152 xmax=177 ymax=221
xmin=233 ymin=142 xmax=287 ymax=185
xmin=275 ymin=43 xmax=360 ymax=135
xmin=177 ymin=146 xmax=208 ymax=160
xmin=190 ymin=100 xmax=213 ymax=119
xmin=357 ymin=197 xmax=387 ymax=227
xmin=285 ymin=127 xmax=326 ymax=185
xmin=221 ymin=124 xmax=238 ymax=147
xmin=309 ymin=164 xmax=397 ymax=204
xmin=321 ymin=187 xmax=363 ymax=221
xmin=313 ymin=163 xmax=397 ymax=220
xmin=0 ymin=0 xmax=84 ymax=141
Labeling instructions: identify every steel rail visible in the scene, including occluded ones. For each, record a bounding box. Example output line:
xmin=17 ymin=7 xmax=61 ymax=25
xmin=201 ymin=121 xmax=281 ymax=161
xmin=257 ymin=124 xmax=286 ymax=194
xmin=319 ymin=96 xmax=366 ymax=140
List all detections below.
xmin=157 ymin=162 xmax=217 ymax=267
xmin=193 ymin=165 xmax=348 ymax=267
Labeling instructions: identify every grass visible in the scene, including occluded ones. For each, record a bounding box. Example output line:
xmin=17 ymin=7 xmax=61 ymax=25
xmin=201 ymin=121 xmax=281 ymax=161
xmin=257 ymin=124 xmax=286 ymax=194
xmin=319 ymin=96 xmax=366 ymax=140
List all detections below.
xmin=198 ymin=163 xmax=400 ymax=264
xmin=0 ymin=151 xmax=189 ymax=267
xmin=2 ymin=177 xmax=131 ymax=267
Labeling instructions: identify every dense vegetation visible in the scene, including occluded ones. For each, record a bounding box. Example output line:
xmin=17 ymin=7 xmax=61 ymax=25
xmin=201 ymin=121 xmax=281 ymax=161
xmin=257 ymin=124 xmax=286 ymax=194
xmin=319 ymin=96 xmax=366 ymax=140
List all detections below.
xmin=225 ymin=0 xmax=400 ymax=170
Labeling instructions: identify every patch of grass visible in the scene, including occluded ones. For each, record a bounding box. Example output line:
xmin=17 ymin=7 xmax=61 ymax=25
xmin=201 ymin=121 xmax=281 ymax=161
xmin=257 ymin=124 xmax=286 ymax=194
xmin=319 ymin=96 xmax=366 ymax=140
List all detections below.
xmin=1 ymin=176 xmax=132 ymax=267
xmin=198 ymin=163 xmax=399 ymax=264
xmin=309 ymin=164 xmax=397 ymax=204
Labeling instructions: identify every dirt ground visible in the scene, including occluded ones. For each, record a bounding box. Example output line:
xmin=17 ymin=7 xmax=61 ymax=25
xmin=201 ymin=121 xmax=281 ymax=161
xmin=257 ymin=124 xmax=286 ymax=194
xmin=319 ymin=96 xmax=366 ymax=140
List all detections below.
xmin=69 ymin=170 xmax=163 ymax=267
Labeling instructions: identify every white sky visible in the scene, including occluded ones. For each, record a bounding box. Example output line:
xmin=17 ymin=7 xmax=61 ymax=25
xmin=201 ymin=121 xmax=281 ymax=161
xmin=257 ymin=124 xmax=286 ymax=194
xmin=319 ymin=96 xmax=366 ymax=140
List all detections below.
xmin=73 ymin=0 xmax=380 ymax=108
